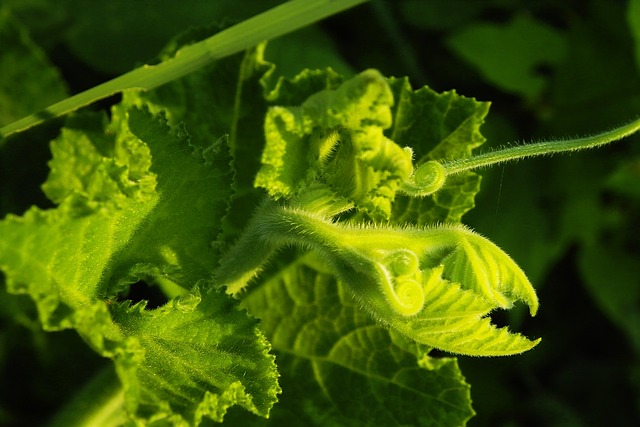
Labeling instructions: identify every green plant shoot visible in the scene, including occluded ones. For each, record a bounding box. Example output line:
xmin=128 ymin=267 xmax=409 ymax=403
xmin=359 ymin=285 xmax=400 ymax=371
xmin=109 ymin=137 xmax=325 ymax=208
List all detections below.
xmin=1 ymin=1 xmax=639 ymax=426
xmin=220 ymin=69 xmax=638 ymax=357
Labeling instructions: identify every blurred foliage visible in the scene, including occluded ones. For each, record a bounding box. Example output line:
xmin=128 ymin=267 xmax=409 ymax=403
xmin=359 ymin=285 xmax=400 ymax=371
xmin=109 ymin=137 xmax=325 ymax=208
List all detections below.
xmin=1 ymin=0 xmax=639 ymax=426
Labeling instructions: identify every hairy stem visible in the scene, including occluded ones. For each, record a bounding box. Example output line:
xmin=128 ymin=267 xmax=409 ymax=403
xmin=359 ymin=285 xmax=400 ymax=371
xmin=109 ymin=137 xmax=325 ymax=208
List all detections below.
xmin=218 ymin=199 xmax=350 ymax=294
xmin=402 ymin=116 xmax=640 ymax=196
xmin=0 ymin=0 xmax=368 ymax=141
xmin=218 ymin=198 xmax=458 ymax=296
xmin=216 ymin=201 xmax=282 ymax=295
xmin=442 ymin=116 xmax=640 ymax=174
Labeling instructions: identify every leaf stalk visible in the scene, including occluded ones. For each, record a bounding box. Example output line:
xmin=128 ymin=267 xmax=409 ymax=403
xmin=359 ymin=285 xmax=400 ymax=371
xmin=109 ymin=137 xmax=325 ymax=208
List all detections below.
xmin=0 ymin=0 xmax=369 ymax=140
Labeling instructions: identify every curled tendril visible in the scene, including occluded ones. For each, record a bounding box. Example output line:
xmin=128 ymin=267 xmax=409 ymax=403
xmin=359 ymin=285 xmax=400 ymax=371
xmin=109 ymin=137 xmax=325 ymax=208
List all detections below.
xmin=376 ymin=250 xmax=425 ymax=316
xmin=387 ymin=277 xmax=425 ymax=316
xmin=380 ymin=249 xmax=419 ymax=276
xmin=399 ymin=160 xmax=446 ymax=197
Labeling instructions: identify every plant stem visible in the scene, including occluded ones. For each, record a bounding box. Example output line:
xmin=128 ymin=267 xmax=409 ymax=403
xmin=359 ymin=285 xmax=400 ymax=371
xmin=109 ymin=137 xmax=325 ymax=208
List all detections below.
xmin=0 ymin=0 xmax=368 ymax=141
xmin=218 ymin=198 xmax=348 ymax=295
xmin=442 ymin=116 xmax=640 ymax=175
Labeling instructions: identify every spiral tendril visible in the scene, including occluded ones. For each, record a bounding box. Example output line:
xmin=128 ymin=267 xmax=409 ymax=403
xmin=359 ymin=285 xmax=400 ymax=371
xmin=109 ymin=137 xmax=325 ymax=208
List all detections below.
xmin=377 ymin=250 xmax=425 ymax=316
xmin=382 ymin=249 xmax=419 ymax=276
xmin=399 ymin=160 xmax=446 ymax=197
xmin=391 ymin=278 xmax=425 ymax=316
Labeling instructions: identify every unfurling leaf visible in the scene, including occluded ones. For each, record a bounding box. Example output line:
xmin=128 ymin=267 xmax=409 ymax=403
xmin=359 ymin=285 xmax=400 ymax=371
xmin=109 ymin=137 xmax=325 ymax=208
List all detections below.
xmin=218 ymin=68 xmax=539 ymax=356
xmin=222 ymin=201 xmax=539 ymax=356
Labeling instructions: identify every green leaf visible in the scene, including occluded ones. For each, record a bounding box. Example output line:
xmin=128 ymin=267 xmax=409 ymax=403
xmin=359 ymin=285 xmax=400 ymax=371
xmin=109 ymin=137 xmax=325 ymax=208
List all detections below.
xmin=241 ymin=254 xmax=474 ymax=427
xmin=446 ymin=14 xmax=567 ymax=99
xmin=111 ymin=285 xmax=280 ymax=424
xmin=0 ymin=6 xmax=67 ymax=126
xmin=128 ymin=37 xmax=274 ymax=245
xmin=0 ymin=105 xmax=279 ymax=423
xmin=116 ymin=105 xmax=233 ymax=282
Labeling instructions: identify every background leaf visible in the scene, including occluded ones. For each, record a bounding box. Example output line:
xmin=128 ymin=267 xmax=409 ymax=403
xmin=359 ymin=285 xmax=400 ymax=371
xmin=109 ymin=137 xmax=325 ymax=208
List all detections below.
xmin=3 ymin=0 xmax=282 ymax=76
xmin=0 ymin=7 xmax=67 ymax=127
xmin=446 ymin=14 xmax=567 ymax=100
xmin=630 ymin=0 xmax=640 ymax=72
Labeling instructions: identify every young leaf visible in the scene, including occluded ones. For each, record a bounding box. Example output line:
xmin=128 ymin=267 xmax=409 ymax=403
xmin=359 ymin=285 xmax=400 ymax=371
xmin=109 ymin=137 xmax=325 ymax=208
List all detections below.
xmin=235 ymin=202 xmax=539 ymax=356
xmin=254 ymin=68 xmax=491 ymax=224
xmin=256 ymin=69 xmax=414 ymax=219
xmin=218 ymin=63 xmax=538 ymax=356
xmin=239 ymin=254 xmax=474 ymax=427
